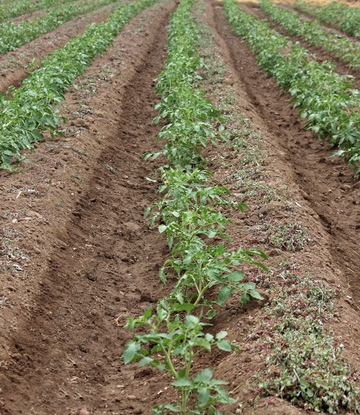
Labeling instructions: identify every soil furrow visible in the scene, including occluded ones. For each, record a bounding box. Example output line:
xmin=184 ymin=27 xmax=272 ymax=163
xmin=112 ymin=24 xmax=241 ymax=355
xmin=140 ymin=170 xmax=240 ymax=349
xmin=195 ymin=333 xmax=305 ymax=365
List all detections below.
xmin=210 ymin=2 xmax=360 ymax=308
xmin=0 ymin=2 xmax=176 ymax=413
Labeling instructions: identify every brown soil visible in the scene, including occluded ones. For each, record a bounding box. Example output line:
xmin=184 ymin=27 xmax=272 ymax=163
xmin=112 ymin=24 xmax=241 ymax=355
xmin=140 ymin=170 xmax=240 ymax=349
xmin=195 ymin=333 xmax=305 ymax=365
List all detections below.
xmin=1 ymin=0 xmax=360 ymax=414
xmin=276 ymin=2 xmax=360 ymax=43
xmin=0 ymin=0 xmax=126 ymax=93
xmin=229 ymin=2 xmax=360 ymax=306
xmin=204 ymin=1 xmax=360 ymax=412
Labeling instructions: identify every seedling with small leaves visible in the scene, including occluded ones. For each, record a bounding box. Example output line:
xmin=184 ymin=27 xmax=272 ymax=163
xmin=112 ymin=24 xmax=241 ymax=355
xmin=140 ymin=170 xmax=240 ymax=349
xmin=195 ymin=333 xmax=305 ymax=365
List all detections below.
xmin=123 ymin=300 xmax=238 ymax=415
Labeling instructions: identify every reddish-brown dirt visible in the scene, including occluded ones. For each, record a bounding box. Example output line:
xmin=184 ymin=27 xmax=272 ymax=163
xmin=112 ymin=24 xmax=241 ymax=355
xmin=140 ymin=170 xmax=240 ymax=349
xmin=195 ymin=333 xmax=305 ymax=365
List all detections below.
xmin=212 ymin=1 xmax=360 ymax=306
xmin=1 ymin=0 xmax=360 ymax=414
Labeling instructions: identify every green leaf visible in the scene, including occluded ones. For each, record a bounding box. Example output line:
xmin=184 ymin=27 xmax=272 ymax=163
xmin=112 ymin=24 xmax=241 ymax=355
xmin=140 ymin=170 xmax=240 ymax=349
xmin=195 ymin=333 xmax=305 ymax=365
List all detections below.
xmin=198 ymin=387 xmax=210 ymax=407
xmin=123 ymin=341 xmax=140 ymax=364
xmin=217 ymin=340 xmax=232 ymax=352
xmin=175 ymin=292 xmax=184 ymax=304
xmin=144 ymin=206 xmax=151 ymax=218
xmin=217 ymin=387 xmax=236 ymax=404
xmin=173 ymin=189 xmax=180 ymax=200
xmin=30 ymin=131 xmax=43 ymax=140
xmin=172 ymin=303 xmax=197 ymax=312
xmin=216 ymin=331 xmax=228 ymax=340
xmin=149 ymin=214 xmax=157 ymax=227
xmin=330 ymin=149 xmax=345 ymax=158
xmin=158 ymin=224 xmax=167 ymax=233
xmin=183 ymin=255 xmax=193 ymax=265
xmin=172 ymin=378 xmax=192 ymax=387
xmin=207 ymin=268 xmax=219 ymax=279
xmin=249 ymin=290 xmax=264 ymax=300
xmin=144 ymin=304 xmax=152 ymax=319
xmin=206 ymin=309 xmax=216 ymax=319
xmin=139 ymin=356 xmax=153 ymax=367
xmin=306 ymin=388 xmax=314 ymax=398
xmin=242 ymin=283 xmax=256 ymax=291
xmin=162 ymin=404 xmax=181 ymax=412
xmin=46 ymin=116 xmax=57 ymax=129
xmin=218 ymin=285 xmax=230 ymax=304
xmin=241 ymin=293 xmax=250 ymax=304
xmin=194 ymin=368 xmax=213 ymax=383
xmin=157 ymin=304 xmax=167 ymax=320
xmin=226 ymin=271 xmax=244 ymax=282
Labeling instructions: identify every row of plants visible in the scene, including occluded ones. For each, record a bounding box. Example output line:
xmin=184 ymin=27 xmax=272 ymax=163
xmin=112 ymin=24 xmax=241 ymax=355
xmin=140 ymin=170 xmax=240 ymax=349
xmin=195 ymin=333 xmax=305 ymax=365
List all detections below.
xmin=193 ymin=3 xmax=360 ymax=412
xmin=0 ymin=0 xmax=126 ymax=54
xmin=0 ymin=0 xmax=76 ymax=23
xmin=121 ymin=0 xmax=268 ymax=413
xmin=223 ymin=0 xmax=360 ymax=176
xmin=259 ymin=0 xmax=360 ymax=73
xmin=0 ymin=0 xmax=158 ymax=171
xmin=294 ymin=0 xmax=360 ymax=39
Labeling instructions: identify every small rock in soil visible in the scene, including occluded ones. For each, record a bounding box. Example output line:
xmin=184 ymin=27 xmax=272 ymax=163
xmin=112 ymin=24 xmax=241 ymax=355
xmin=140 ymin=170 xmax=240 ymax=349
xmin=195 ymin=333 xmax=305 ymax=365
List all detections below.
xmin=127 ymin=395 xmax=137 ymax=400
xmin=27 ymin=211 xmax=43 ymax=218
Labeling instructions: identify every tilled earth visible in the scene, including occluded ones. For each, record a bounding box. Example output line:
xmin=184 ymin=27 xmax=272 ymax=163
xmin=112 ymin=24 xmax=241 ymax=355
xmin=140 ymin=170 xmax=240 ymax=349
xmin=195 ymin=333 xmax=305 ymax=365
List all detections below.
xmin=233 ymin=0 xmax=360 ymax=312
xmin=0 ymin=0 xmax=360 ymax=414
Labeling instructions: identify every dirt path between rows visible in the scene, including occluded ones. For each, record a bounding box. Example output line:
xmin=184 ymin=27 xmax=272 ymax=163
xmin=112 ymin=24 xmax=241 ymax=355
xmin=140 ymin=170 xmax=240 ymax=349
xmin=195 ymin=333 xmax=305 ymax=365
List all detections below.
xmin=0 ymin=1 xmax=176 ymax=413
xmin=211 ymin=1 xmax=360 ymax=308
